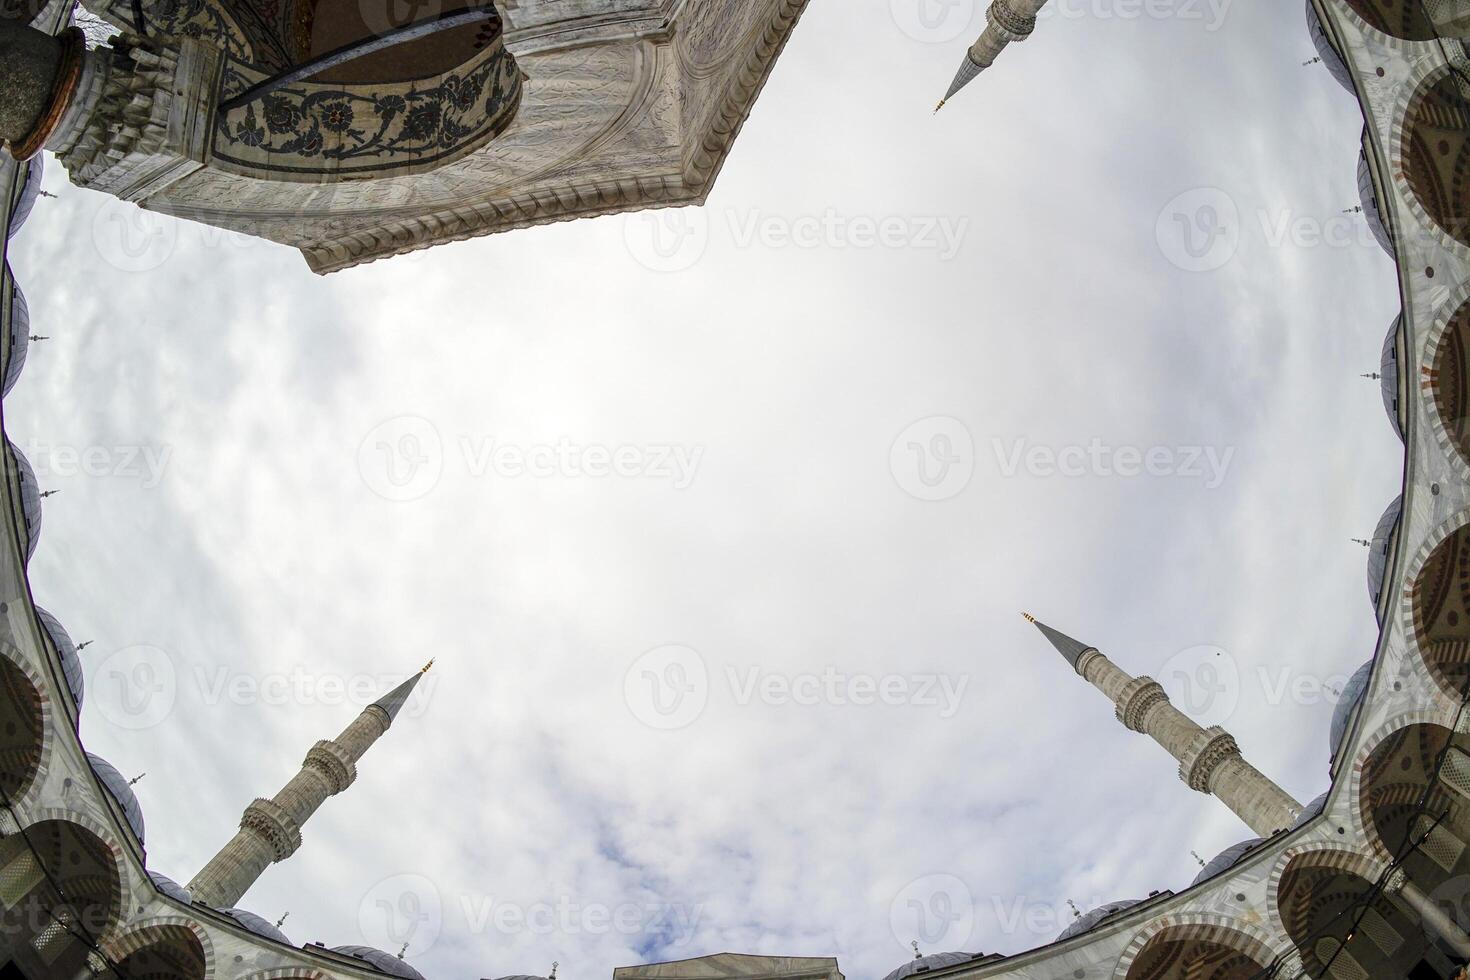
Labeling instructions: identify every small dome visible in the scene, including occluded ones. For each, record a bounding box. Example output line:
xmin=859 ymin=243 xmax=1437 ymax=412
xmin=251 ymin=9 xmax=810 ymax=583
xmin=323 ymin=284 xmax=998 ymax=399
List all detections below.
xmin=34 ymin=606 xmax=83 ymax=710
xmin=148 ymin=872 xmax=191 ymax=904
xmin=221 ymin=907 xmax=290 ymax=945
xmin=86 ymin=753 xmax=144 ymax=843
xmin=5 ymin=269 xmax=29 ymax=397
xmin=1382 ymin=317 xmax=1401 ymax=440
xmin=1291 ymin=792 xmax=1330 ymax=831
xmin=1368 ymin=496 xmax=1402 ymax=614
xmin=9 ymin=441 xmax=41 ymax=562
xmin=1359 ymin=148 xmax=1394 ymax=254
xmin=881 ymin=952 xmax=976 ymax=980
xmin=1305 ymin=0 xmax=1353 ymax=93
xmin=9 ymin=156 xmax=44 ymax=239
xmin=331 ymin=946 xmax=426 ymax=980
xmin=1057 ymin=900 xmax=1142 ymax=941
xmin=1192 ymin=839 xmax=1264 ymax=886
xmin=1331 ymin=662 xmax=1374 ymax=758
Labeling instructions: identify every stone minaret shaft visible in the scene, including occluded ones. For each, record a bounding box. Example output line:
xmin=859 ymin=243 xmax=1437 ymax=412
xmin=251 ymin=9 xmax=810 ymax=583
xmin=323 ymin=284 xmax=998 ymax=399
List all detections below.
xmin=1025 ymin=616 xmax=1301 ymax=837
xmin=187 ymin=664 xmax=431 ymax=908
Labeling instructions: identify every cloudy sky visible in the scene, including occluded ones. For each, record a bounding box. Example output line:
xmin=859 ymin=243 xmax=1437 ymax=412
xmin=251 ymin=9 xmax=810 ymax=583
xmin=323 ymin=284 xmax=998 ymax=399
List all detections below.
xmin=5 ymin=1 xmax=1404 ymax=978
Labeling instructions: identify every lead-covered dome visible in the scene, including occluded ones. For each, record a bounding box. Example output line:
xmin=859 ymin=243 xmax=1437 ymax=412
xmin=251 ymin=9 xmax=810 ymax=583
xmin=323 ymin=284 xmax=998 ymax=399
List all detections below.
xmin=1359 ymin=147 xmax=1394 ymax=254
xmin=1382 ymin=317 xmax=1402 ymax=439
xmin=332 ymin=946 xmax=426 ymax=980
xmin=9 ymin=156 xmax=43 ymax=239
xmin=1331 ymin=662 xmax=1374 ymax=758
xmin=1291 ymin=792 xmax=1330 ymax=831
xmin=222 ymin=907 xmax=290 ymax=945
xmin=1368 ymin=496 xmax=1402 ymax=614
xmin=9 ymin=440 xmax=40 ymax=562
xmin=34 ymin=606 xmax=83 ymax=710
xmin=1192 ymin=839 xmax=1264 ymax=886
xmin=148 ymin=872 xmax=191 ymax=903
xmin=87 ymin=753 xmax=144 ymax=842
xmin=5 ymin=270 xmax=28 ymax=397
xmin=1306 ymin=0 xmax=1353 ymax=93
xmin=1057 ymin=900 xmax=1142 ymax=941
xmin=881 ymin=952 xmax=977 ymax=980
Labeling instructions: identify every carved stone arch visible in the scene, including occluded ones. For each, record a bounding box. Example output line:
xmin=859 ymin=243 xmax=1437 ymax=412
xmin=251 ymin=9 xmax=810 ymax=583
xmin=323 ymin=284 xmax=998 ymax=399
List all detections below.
xmin=16 ymin=807 xmax=132 ymax=943
xmin=0 ymin=640 xmax=52 ymax=814
xmin=1267 ymin=842 xmax=1389 ymax=941
xmin=1332 ymin=0 xmax=1438 ymax=39
xmin=1348 ymin=710 xmax=1458 ymax=861
xmin=237 ymin=968 xmax=332 ymax=980
xmin=1401 ymin=507 xmax=1470 ymax=702
xmin=1418 ymin=285 xmax=1470 ymax=479
xmin=1391 ymin=62 xmax=1470 ymax=252
xmin=1110 ymin=915 xmax=1286 ymax=980
xmin=101 ymin=916 xmax=214 ymax=980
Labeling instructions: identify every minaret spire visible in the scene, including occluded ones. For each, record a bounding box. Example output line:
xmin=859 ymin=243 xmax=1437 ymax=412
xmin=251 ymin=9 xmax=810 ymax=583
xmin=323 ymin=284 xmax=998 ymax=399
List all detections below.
xmin=936 ymin=0 xmax=1049 ymax=110
xmin=1024 ymin=615 xmax=1302 ymax=837
xmin=187 ymin=665 xmax=431 ymax=908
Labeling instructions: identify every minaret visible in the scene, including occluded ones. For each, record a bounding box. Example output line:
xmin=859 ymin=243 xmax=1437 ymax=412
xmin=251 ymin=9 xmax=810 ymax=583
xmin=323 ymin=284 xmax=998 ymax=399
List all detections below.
xmin=1024 ymin=615 xmax=1301 ymax=837
xmin=187 ymin=662 xmax=433 ymax=908
xmin=936 ymin=0 xmax=1050 ymax=111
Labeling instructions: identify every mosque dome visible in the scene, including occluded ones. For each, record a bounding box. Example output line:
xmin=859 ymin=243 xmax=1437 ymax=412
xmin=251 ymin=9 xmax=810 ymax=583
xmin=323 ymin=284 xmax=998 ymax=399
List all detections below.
xmin=1057 ymin=900 xmax=1143 ymax=941
xmin=86 ymin=753 xmax=144 ymax=842
xmin=10 ymin=441 xmax=41 ymax=562
xmin=1381 ymin=317 xmax=1401 ymax=440
xmin=148 ymin=872 xmax=191 ymax=904
xmin=1291 ymin=792 xmax=1330 ymax=832
xmin=1305 ymin=0 xmax=1353 ymax=93
xmin=221 ymin=907 xmax=291 ymax=945
xmin=881 ymin=952 xmax=977 ymax=980
xmin=1331 ymin=662 xmax=1374 ymax=758
xmin=5 ymin=270 xmax=28 ymax=397
xmin=34 ymin=606 xmax=83 ymax=710
xmin=1359 ymin=147 xmax=1394 ymax=254
xmin=9 ymin=156 xmax=43 ymax=239
xmin=331 ymin=946 xmax=427 ymax=980
xmin=1368 ymin=497 xmax=1402 ymax=614
xmin=1192 ymin=839 xmax=1264 ymax=886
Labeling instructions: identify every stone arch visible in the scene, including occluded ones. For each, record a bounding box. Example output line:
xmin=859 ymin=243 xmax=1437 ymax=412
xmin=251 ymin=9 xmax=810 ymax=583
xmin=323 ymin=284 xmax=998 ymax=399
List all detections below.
xmin=238 ymin=969 xmax=332 ymax=980
xmin=1420 ymin=286 xmax=1470 ymax=478
xmin=1335 ymin=0 xmax=1438 ymax=39
xmin=0 ymin=642 xmax=50 ymax=812
xmin=101 ymin=916 xmax=214 ymax=980
xmin=1348 ymin=709 xmax=1460 ymax=861
xmin=1111 ymin=916 xmax=1284 ymax=980
xmin=1400 ymin=66 xmax=1470 ymax=249
xmin=1276 ymin=849 xmax=1432 ymax=977
xmin=15 ymin=807 xmax=131 ymax=937
xmin=1405 ymin=509 xmax=1470 ymax=700
xmin=0 ymin=816 xmax=128 ymax=978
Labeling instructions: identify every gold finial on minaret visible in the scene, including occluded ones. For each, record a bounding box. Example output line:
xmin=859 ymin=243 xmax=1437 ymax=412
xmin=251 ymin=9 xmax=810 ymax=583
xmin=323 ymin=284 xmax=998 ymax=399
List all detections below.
xmin=1022 ymin=612 xmax=1036 ymax=624
xmin=421 ymin=659 xmax=435 ymax=674
xmin=934 ymin=99 xmax=946 ymax=113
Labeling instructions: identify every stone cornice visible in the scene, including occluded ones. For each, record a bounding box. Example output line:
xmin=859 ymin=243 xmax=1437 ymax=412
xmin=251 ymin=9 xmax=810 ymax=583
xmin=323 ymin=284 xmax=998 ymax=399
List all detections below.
xmin=303 ymin=740 xmax=356 ymax=795
xmin=240 ymin=797 xmax=302 ymax=861
xmin=1114 ymin=677 xmax=1169 ymax=733
xmin=1178 ymin=726 xmax=1241 ymax=794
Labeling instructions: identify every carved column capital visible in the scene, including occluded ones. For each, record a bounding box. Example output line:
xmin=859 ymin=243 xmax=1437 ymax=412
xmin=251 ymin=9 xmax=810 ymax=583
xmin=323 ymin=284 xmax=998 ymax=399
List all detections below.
xmin=1114 ymin=676 xmax=1169 ymax=732
xmin=241 ymin=797 xmax=303 ymax=862
xmin=1178 ymin=726 xmax=1241 ymax=793
xmin=46 ymin=31 xmax=222 ymax=202
xmin=304 ymin=739 xmax=358 ymax=795
xmin=1383 ymin=866 xmax=1409 ymax=895
xmin=1274 ymin=950 xmax=1306 ymax=979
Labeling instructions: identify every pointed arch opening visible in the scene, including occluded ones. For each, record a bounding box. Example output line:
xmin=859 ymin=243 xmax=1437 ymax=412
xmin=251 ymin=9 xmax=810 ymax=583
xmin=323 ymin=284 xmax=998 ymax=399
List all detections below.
xmin=0 ymin=818 xmax=123 ymax=979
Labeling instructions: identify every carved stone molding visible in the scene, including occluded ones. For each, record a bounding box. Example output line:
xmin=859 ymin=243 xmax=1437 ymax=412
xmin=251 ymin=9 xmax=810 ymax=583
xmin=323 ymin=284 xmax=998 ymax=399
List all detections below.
xmin=1114 ymin=677 xmax=1169 ymax=733
xmin=988 ymin=0 xmax=1036 ymax=38
xmin=1179 ymin=726 xmax=1241 ymax=793
xmin=304 ymin=740 xmax=357 ymax=795
xmin=241 ymin=797 xmax=302 ymax=861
